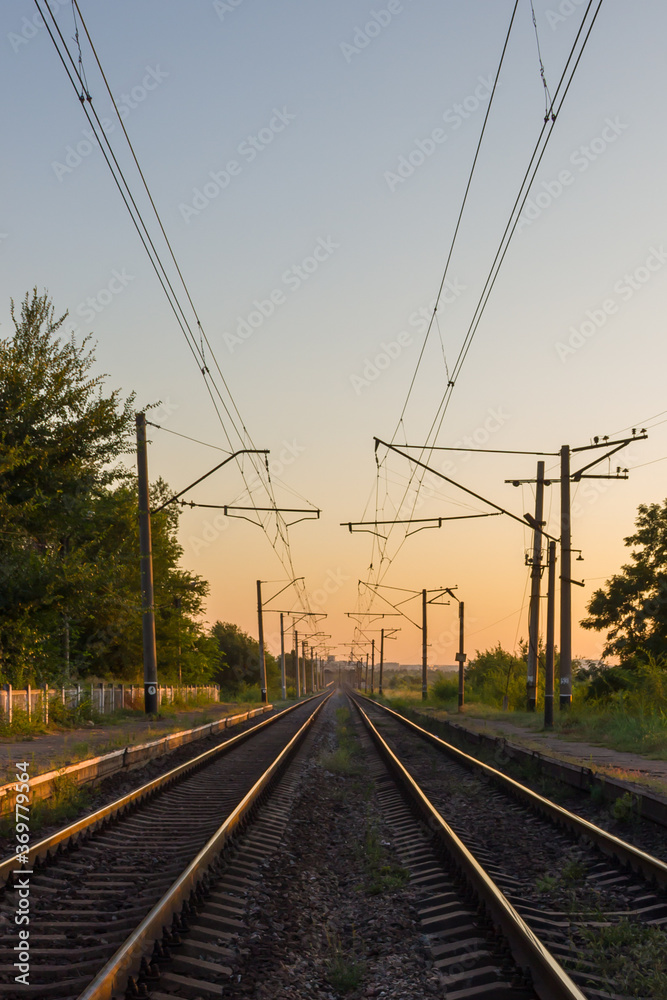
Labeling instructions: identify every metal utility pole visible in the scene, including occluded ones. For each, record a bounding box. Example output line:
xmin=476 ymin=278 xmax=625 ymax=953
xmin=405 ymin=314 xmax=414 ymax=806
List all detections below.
xmin=294 ymin=629 xmax=300 ymax=698
xmin=136 ymin=412 xmax=158 ymax=715
xmin=379 ymin=629 xmax=385 ymax=695
xmin=302 ymin=640 xmax=308 ymax=694
xmin=279 ymin=613 xmax=286 ymax=700
xmin=544 ymin=540 xmax=557 ymax=729
xmin=560 ymin=445 xmax=572 ymax=708
xmin=456 ymin=602 xmax=466 ymax=710
xmin=370 ymin=639 xmax=375 ymax=694
xmin=309 ymin=644 xmax=315 ymax=693
xmin=256 ymin=581 xmax=268 ymax=703
xmin=422 ymin=589 xmax=428 ymax=701
xmin=365 ymin=652 xmax=369 ymax=691
xmin=527 ymin=461 xmax=545 ymax=711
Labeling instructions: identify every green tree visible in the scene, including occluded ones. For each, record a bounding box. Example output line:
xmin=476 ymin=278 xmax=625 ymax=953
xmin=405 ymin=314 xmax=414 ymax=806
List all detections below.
xmin=0 ymin=291 xmax=214 ymax=685
xmin=581 ymin=501 xmax=667 ymax=660
xmin=463 ymin=642 xmax=547 ymax=710
xmin=210 ymin=621 xmax=279 ymax=693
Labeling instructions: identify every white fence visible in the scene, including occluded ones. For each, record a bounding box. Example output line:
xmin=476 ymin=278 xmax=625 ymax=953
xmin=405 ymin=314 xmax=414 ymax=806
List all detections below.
xmin=0 ymin=682 xmax=220 ymax=724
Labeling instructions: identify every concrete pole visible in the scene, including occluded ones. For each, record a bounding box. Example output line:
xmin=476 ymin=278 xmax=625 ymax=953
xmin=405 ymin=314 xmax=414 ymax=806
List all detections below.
xmin=294 ymin=629 xmax=300 ymax=697
xmin=422 ymin=589 xmax=428 ymax=701
xmin=302 ymin=640 xmax=308 ymax=694
xmin=544 ymin=540 xmax=557 ymax=729
xmin=560 ymin=445 xmax=572 ymax=707
xmin=371 ymin=638 xmax=375 ymax=694
xmin=379 ymin=628 xmax=385 ymax=696
xmin=256 ymin=581 xmax=267 ymax=703
xmin=457 ymin=602 xmax=466 ymax=711
xmin=527 ymin=461 xmax=545 ymax=711
xmin=280 ymin=613 xmax=286 ymax=700
xmin=136 ymin=413 xmax=159 ymax=715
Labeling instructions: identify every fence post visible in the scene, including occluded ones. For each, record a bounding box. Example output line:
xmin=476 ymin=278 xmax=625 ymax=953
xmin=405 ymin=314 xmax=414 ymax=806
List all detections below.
xmin=26 ymin=684 xmax=31 ymax=722
xmin=44 ymin=684 xmax=49 ymax=725
xmin=4 ymin=684 xmax=12 ymax=725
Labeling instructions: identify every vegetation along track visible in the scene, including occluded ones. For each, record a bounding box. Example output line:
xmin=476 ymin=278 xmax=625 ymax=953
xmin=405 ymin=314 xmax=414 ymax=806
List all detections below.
xmin=352 ymin=694 xmax=667 ymax=999
xmin=0 ymin=693 xmax=329 ymax=1000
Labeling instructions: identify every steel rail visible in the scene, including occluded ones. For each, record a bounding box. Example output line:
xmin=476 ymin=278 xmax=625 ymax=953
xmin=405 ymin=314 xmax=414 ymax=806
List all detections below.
xmin=0 ymin=693 xmax=324 ymax=885
xmin=350 ymin=695 xmax=587 ymax=1000
xmin=78 ymin=690 xmax=332 ymax=1000
xmin=357 ymin=694 xmax=667 ymax=889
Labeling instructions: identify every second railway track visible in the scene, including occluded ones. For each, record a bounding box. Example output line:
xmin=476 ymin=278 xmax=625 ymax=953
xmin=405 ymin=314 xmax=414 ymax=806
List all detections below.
xmin=0 ymin=693 xmax=329 ymax=1000
xmin=351 ymin=693 xmax=667 ymax=999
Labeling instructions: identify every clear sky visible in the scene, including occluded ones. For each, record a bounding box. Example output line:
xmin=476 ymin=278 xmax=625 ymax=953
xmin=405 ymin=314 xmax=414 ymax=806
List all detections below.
xmin=2 ymin=0 xmax=666 ymax=667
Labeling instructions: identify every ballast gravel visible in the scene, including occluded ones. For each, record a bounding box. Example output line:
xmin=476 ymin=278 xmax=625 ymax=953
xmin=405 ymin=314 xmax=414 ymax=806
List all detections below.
xmin=222 ymin=698 xmax=444 ymax=999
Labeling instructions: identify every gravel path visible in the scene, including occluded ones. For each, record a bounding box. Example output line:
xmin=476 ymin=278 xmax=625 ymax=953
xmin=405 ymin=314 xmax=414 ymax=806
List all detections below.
xmin=0 ymin=701 xmax=260 ymax=781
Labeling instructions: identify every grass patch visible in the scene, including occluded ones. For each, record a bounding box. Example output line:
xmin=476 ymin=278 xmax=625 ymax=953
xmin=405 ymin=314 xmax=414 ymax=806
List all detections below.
xmin=29 ymin=772 xmax=91 ymax=832
xmin=575 ymin=919 xmax=667 ymax=998
xmin=360 ymin=819 xmax=410 ymax=895
xmin=320 ymin=708 xmax=365 ymax=776
xmin=325 ymin=931 xmax=366 ymax=993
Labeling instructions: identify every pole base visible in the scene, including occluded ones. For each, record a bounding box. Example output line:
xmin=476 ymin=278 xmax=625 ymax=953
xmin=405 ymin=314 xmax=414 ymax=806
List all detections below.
xmin=559 ymin=694 xmax=572 ymax=709
xmin=144 ymin=682 xmax=159 ymax=715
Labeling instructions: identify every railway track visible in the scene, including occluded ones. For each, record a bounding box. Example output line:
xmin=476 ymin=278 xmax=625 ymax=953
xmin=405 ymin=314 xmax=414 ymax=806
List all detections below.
xmin=0 ymin=693 xmax=329 ymax=1000
xmin=350 ymin=693 xmax=667 ymax=999
xmin=98 ymin=692 xmax=554 ymax=1000
xmin=3 ymin=688 xmax=664 ymax=998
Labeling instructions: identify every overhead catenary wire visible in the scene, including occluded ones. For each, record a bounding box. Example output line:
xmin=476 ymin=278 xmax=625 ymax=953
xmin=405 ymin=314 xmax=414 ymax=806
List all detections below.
xmin=392 ymin=0 xmax=521 ymax=437
xmin=369 ymin=0 xmax=602 ymax=582
xmin=354 ymin=1 xmax=604 ymax=636
xmin=38 ymin=0 xmax=321 ymax=629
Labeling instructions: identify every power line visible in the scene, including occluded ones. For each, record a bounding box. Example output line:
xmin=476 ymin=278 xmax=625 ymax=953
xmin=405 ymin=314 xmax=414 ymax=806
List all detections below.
xmin=37 ymin=1 xmax=320 ymax=627
xmin=363 ymin=0 xmax=603 ymax=597
xmin=146 ymin=421 xmax=232 ymax=454
xmin=393 ymin=0 xmax=520 ymax=435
